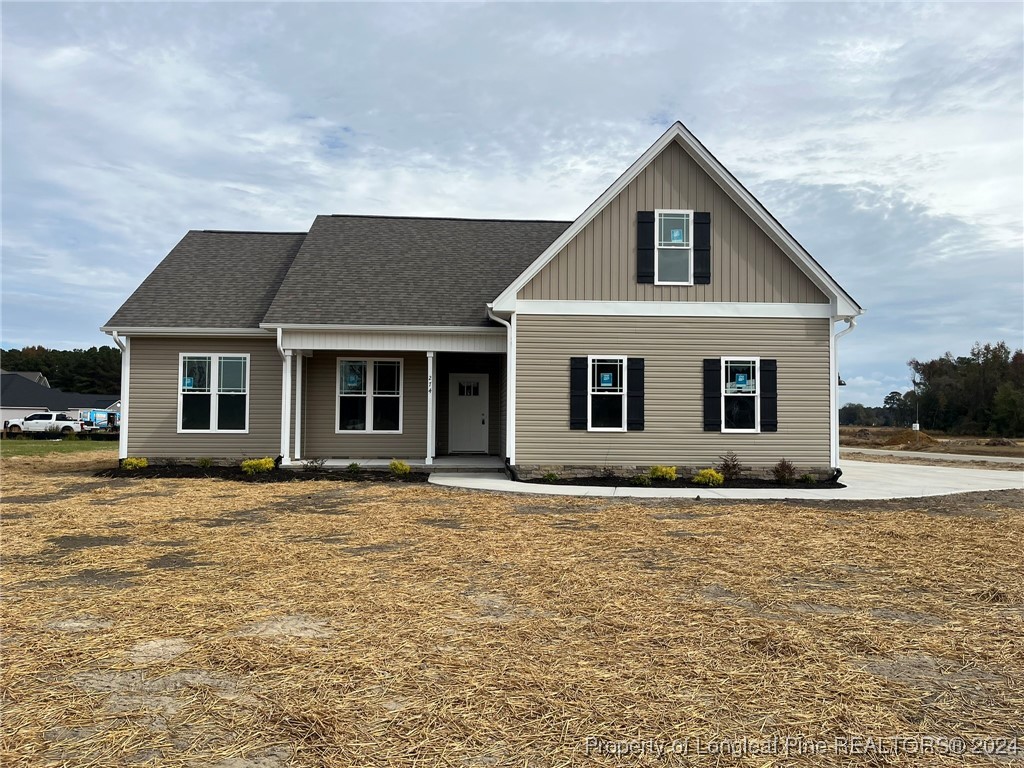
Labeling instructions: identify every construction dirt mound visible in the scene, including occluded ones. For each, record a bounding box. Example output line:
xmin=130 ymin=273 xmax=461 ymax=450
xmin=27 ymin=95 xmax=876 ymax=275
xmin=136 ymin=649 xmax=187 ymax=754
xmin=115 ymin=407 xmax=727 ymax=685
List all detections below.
xmin=884 ymin=429 xmax=939 ymax=448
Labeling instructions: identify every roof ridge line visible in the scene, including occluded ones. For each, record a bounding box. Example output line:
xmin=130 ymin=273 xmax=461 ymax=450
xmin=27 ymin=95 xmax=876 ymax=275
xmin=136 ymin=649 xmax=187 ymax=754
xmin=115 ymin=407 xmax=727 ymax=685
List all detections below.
xmin=320 ymin=214 xmax=573 ymax=224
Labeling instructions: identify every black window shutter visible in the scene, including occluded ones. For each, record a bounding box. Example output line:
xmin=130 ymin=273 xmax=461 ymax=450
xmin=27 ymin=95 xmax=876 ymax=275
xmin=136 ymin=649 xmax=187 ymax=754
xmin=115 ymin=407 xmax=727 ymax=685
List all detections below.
xmin=626 ymin=358 xmax=644 ymax=431
xmin=693 ymin=212 xmax=711 ymax=284
xmin=703 ymin=358 xmax=721 ymax=431
xmin=637 ymin=211 xmax=655 ymax=284
xmin=761 ymin=359 xmax=778 ymax=432
xmin=569 ymin=357 xmax=588 ymax=430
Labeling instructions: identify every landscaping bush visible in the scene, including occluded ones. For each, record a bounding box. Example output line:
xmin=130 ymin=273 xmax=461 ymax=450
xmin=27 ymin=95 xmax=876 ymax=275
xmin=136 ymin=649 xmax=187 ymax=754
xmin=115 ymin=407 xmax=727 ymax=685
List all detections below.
xmin=197 ymin=457 xmax=213 ymax=469
xmin=648 ymin=465 xmax=677 ymax=481
xmin=716 ymin=451 xmax=743 ymax=481
xmin=389 ymin=459 xmax=411 ymax=477
xmin=541 ymin=471 xmax=559 ymax=483
xmin=772 ymin=458 xmax=797 ymax=485
xmin=800 ymin=473 xmax=817 ymax=484
xmin=241 ymin=457 xmax=276 ymax=475
xmin=692 ymin=468 xmax=724 ymax=487
xmin=121 ymin=457 xmax=149 ymax=470
xmin=346 ymin=461 xmax=361 ymax=472
xmin=630 ymin=473 xmax=652 ymax=486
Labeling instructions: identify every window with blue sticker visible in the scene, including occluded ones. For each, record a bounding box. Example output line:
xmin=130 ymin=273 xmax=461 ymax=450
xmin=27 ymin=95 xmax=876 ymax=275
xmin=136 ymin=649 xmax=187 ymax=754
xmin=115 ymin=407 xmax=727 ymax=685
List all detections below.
xmin=655 ymin=210 xmax=693 ymax=284
xmin=589 ymin=357 xmax=625 ymax=430
xmin=723 ymin=358 xmax=759 ymax=431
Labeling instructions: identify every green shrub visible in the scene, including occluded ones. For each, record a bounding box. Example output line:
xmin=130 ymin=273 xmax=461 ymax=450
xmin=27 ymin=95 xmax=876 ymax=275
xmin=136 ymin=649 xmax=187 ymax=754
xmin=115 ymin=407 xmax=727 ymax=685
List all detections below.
xmin=692 ymin=468 xmax=724 ymax=487
xmin=241 ymin=457 xmax=276 ymax=475
xmin=122 ymin=457 xmax=149 ymax=470
xmin=541 ymin=471 xmax=559 ymax=483
xmin=800 ymin=473 xmax=817 ymax=484
xmin=648 ymin=465 xmax=678 ymax=481
xmin=389 ymin=459 xmax=411 ymax=477
xmin=197 ymin=457 xmax=213 ymax=469
xmin=346 ymin=461 xmax=361 ymax=472
xmin=772 ymin=458 xmax=797 ymax=485
xmin=61 ymin=431 xmax=79 ymax=441
xmin=716 ymin=451 xmax=743 ymax=481
xmin=630 ymin=473 xmax=652 ymax=486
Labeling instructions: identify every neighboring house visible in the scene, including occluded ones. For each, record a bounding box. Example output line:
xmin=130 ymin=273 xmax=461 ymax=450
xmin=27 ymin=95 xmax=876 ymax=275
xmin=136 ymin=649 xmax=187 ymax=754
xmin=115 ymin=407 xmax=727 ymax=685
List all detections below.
xmin=103 ymin=122 xmax=863 ymax=474
xmin=0 ymin=369 xmax=51 ymax=388
xmin=0 ymin=373 xmax=119 ymax=425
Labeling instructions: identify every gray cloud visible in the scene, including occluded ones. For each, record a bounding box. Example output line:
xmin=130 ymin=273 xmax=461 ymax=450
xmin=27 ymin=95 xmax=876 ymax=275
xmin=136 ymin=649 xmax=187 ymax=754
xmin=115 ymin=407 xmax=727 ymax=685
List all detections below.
xmin=2 ymin=2 xmax=1021 ymax=405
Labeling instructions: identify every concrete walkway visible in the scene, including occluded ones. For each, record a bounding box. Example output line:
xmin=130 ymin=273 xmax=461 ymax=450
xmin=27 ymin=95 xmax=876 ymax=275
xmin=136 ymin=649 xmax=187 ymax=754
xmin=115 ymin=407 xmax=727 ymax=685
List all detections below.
xmin=840 ymin=447 xmax=1023 ymax=465
xmin=428 ymin=460 xmax=1023 ymax=500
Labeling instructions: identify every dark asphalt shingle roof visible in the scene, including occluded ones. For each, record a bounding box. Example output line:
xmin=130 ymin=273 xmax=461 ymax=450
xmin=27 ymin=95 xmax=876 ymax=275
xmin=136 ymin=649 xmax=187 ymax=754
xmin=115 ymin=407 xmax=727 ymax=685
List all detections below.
xmin=1 ymin=374 xmax=118 ymax=411
xmin=104 ymin=231 xmax=306 ymax=329
xmin=262 ymin=216 xmax=571 ymax=327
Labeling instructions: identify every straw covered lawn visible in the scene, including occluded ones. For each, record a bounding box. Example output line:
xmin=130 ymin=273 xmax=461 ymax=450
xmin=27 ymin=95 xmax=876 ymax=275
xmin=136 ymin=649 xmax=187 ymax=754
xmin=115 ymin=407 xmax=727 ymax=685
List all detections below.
xmin=2 ymin=450 xmax=1022 ymax=767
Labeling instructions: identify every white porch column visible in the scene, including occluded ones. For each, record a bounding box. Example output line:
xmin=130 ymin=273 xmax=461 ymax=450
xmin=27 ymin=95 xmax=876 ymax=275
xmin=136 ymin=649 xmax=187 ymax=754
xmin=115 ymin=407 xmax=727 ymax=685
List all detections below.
xmin=115 ymin=333 xmax=129 ymax=460
xmin=294 ymin=352 xmax=303 ymax=461
xmin=426 ymin=351 xmax=435 ymax=465
xmin=280 ymin=350 xmax=293 ymax=463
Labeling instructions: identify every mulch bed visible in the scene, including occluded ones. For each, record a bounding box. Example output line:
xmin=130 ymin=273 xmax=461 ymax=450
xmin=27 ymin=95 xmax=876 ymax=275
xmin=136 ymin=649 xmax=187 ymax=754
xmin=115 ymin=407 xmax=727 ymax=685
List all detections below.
xmin=528 ymin=475 xmax=845 ymax=489
xmin=95 ymin=465 xmax=430 ymax=483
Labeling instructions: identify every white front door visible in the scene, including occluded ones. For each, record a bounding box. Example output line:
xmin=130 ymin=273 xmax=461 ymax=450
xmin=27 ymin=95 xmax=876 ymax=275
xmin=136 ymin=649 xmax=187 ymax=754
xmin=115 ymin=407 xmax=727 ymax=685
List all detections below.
xmin=448 ymin=373 xmax=488 ymax=453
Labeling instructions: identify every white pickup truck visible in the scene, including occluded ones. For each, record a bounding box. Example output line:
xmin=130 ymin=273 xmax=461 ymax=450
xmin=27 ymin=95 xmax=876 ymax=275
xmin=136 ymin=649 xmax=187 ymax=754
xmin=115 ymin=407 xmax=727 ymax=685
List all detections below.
xmin=5 ymin=412 xmax=88 ymax=435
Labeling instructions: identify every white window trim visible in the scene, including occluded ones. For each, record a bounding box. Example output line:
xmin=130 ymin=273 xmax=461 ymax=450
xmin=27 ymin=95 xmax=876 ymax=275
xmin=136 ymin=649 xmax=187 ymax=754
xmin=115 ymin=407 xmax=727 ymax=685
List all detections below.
xmin=654 ymin=208 xmax=694 ymax=286
xmin=587 ymin=355 xmax=628 ymax=432
xmin=335 ymin=357 xmax=404 ymax=435
xmin=177 ymin=352 xmax=251 ymax=434
xmin=721 ymin=356 xmax=760 ymax=434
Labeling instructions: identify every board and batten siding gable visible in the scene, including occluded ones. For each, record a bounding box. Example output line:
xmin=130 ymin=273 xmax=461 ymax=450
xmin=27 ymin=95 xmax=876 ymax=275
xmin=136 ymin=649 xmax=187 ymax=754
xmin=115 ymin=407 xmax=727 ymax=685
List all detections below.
xmin=302 ymin=351 xmax=427 ymax=459
xmin=517 ymin=140 xmax=828 ymax=304
xmin=514 ymin=315 xmax=831 ymax=467
xmin=127 ymin=336 xmax=282 ymax=458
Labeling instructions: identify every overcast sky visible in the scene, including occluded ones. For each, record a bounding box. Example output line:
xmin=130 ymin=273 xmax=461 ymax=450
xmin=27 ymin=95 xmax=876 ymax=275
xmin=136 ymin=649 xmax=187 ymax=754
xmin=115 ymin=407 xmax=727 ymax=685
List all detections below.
xmin=2 ymin=2 xmax=1021 ymax=406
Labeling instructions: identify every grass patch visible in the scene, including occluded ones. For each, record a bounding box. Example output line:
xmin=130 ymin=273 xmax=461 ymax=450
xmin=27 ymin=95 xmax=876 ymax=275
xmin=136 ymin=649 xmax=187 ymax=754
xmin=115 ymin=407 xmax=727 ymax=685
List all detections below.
xmin=0 ymin=439 xmax=117 ymax=458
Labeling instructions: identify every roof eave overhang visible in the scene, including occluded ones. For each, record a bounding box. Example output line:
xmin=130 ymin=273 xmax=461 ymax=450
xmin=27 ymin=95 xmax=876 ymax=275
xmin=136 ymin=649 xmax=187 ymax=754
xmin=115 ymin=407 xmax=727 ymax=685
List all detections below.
xmin=491 ymin=122 xmax=864 ymax=317
xmin=258 ymin=323 xmax=504 ymax=334
xmin=100 ymin=326 xmax=272 ymax=337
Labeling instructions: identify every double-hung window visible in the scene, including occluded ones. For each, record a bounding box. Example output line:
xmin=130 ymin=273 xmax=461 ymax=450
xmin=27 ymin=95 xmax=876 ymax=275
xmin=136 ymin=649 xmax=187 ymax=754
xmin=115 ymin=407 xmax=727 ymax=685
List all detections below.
xmin=179 ymin=354 xmax=249 ymax=432
xmin=655 ymin=209 xmax=693 ymax=285
xmin=722 ymin=357 xmax=759 ymax=432
xmin=337 ymin=359 xmax=403 ymax=433
xmin=588 ymin=356 xmax=626 ymax=431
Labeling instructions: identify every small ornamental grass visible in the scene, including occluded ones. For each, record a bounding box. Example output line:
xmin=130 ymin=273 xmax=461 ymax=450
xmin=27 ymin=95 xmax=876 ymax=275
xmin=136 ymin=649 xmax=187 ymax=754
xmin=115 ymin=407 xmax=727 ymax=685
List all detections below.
xmin=241 ymin=457 xmax=276 ymax=476
xmin=692 ymin=468 xmax=725 ymax=487
xmin=389 ymin=459 xmax=411 ymax=477
xmin=121 ymin=457 xmax=149 ymax=470
xmin=197 ymin=457 xmax=213 ymax=469
xmin=717 ymin=451 xmax=743 ymax=481
xmin=648 ymin=465 xmax=678 ymax=481
xmin=772 ymin=458 xmax=797 ymax=485
xmin=541 ymin=471 xmax=559 ymax=484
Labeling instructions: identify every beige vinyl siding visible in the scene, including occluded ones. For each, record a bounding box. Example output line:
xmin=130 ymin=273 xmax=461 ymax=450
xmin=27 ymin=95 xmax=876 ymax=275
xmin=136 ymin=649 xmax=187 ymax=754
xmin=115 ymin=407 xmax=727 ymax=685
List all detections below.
xmin=515 ymin=315 xmax=831 ymax=467
xmin=127 ymin=336 xmax=281 ymax=458
xmin=303 ymin=351 xmax=427 ymax=459
xmin=519 ymin=140 xmax=828 ymax=304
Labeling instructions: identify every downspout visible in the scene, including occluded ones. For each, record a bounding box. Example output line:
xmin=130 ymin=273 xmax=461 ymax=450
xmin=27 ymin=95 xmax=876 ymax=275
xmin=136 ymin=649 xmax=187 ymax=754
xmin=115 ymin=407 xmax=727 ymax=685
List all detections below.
xmin=486 ymin=304 xmax=518 ymax=479
xmin=111 ymin=331 xmax=129 ymax=462
xmin=831 ymin=318 xmax=857 ymax=471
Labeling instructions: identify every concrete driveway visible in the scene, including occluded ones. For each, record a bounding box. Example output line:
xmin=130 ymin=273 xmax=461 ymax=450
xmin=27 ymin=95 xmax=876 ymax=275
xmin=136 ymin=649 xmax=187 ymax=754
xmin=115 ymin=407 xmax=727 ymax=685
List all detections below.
xmin=429 ymin=460 xmax=1024 ymax=500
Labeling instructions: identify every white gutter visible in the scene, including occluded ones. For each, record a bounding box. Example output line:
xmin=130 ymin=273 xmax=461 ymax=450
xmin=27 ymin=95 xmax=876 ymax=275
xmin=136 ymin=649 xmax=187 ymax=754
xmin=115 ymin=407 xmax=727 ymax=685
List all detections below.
xmin=831 ymin=318 xmax=857 ymax=468
xmin=486 ymin=304 xmax=515 ymax=466
xmin=111 ymin=331 xmax=129 ymax=461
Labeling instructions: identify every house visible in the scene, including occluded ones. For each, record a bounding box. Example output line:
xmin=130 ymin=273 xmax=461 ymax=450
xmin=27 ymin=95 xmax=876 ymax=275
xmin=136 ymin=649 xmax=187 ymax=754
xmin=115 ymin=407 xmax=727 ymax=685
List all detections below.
xmin=0 ymin=369 xmax=51 ymax=388
xmin=103 ymin=122 xmax=863 ymax=475
xmin=0 ymin=373 xmax=120 ymax=425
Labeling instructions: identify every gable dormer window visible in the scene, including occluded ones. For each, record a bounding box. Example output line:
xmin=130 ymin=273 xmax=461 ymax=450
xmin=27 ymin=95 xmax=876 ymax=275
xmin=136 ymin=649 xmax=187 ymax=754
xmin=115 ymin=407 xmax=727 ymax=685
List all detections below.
xmin=654 ymin=209 xmax=693 ymax=285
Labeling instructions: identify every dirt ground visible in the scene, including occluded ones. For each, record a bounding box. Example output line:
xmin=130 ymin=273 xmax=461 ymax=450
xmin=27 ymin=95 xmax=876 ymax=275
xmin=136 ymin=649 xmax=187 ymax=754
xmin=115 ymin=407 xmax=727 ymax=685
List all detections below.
xmin=840 ymin=427 xmax=1024 ymax=459
xmin=2 ymin=450 xmax=1023 ymax=767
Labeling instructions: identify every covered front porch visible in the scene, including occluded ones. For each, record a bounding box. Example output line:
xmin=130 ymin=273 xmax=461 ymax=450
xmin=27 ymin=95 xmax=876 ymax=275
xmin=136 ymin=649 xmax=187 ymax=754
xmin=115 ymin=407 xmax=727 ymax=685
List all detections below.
xmin=274 ymin=326 xmax=509 ymax=467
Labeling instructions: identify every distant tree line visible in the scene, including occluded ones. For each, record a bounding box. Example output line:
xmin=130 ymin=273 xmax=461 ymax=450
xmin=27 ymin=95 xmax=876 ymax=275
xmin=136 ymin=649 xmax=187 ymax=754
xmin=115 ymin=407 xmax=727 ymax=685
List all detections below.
xmin=841 ymin=342 xmax=1024 ymax=436
xmin=0 ymin=346 xmax=121 ymax=395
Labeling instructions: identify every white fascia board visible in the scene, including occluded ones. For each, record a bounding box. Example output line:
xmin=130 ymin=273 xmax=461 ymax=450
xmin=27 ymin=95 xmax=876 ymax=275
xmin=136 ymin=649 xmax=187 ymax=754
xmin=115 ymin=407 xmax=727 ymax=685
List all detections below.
xmin=492 ymin=121 xmax=863 ymax=317
xmin=515 ymin=300 xmax=833 ymax=319
xmin=259 ymin=323 xmax=504 ymax=334
xmin=101 ymin=326 xmax=271 ymax=337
